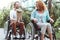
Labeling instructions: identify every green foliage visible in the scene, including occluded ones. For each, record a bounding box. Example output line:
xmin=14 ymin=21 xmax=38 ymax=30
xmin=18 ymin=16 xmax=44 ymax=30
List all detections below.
xmin=0 ymin=6 xmax=32 ymax=27
xmin=0 ymin=8 xmax=10 ymax=27
xmin=22 ymin=9 xmax=31 ymax=26
xmin=56 ymin=32 xmax=60 ymax=39
xmin=52 ymin=2 xmax=60 ymax=28
xmin=53 ymin=2 xmax=60 ymax=18
xmin=54 ymin=17 xmax=60 ymax=27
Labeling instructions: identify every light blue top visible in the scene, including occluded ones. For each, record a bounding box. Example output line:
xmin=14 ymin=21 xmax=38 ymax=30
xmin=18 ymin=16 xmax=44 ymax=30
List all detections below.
xmin=31 ymin=9 xmax=50 ymax=23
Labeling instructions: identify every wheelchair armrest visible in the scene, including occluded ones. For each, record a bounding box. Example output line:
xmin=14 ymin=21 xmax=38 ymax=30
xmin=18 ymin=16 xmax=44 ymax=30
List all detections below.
xmin=31 ymin=20 xmax=35 ymax=23
xmin=31 ymin=20 xmax=37 ymax=24
xmin=47 ymin=20 xmax=54 ymax=26
xmin=32 ymin=20 xmax=50 ymax=23
xmin=47 ymin=20 xmax=50 ymax=23
xmin=7 ymin=16 xmax=10 ymax=20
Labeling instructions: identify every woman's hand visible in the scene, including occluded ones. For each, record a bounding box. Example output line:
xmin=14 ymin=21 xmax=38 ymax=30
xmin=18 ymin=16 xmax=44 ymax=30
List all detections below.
xmin=33 ymin=18 xmax=38 ymax=23
xmin=50 ymin=18 xmax=54 ymax=23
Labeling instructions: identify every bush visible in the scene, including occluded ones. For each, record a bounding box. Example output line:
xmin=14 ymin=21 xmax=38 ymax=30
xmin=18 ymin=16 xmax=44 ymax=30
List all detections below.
xmin=22 ymin=10 xmax=31 ymax=26
xmin=0 ymin=8 xmax=10 ymax=28
xmin=54 ymin=17 xmax=60 ymax=28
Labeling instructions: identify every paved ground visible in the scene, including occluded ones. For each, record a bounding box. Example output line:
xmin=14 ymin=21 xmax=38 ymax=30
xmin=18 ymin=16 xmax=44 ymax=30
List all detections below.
xmin=0 ymin=28 xmax=5 ymax=40
xmin=0 ymin=28 xmax=50 ymax=40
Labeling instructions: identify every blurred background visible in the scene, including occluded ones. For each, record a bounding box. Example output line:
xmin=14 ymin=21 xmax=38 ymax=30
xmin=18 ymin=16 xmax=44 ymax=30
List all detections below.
xmin=0 ymin=0 xmax=60 ymax=40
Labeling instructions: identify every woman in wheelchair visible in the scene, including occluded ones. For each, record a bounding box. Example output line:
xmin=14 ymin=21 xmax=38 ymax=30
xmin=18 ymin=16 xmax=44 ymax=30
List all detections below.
xmin=31 ymin=1 xmax=54 ymax=40
xmin=10 ymin=1 xmax=25 ymax=38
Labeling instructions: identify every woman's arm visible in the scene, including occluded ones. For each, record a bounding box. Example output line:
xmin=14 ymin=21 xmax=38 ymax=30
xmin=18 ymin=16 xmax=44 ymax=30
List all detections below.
xmin=31 ymin=10 xmax=38 ymax=23
xmin=46 ymin=10 xmax=54 ymax=23
xmin=50 ymin=18 xmax=54 ymax=23
xmin=31 ymin=10 xmax=36 ymax=20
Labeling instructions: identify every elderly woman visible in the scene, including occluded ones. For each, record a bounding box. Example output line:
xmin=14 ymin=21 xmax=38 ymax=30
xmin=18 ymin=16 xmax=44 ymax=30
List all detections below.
xmin=31 ymin=1 xmax=54 ymax=40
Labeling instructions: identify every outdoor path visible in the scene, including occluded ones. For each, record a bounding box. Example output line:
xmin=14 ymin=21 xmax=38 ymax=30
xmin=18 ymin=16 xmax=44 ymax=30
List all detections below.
xmin=0 ymin=28 xmax=49 ymax=40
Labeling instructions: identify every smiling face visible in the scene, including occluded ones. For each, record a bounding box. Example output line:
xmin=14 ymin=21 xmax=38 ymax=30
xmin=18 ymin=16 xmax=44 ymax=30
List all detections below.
xmin=14 ymin=1 xmax=20 ymax=9
xmin=36 ymin=1 xmax=45 ymax=11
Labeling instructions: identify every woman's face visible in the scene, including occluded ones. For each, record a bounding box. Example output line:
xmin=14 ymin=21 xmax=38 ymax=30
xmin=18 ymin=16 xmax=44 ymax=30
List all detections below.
xmin=35 ymin=1 xmax=44 ymax=11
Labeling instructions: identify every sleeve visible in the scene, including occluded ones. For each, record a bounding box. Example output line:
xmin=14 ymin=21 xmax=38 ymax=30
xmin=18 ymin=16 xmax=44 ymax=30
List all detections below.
xmin=46 ymin=10 xmax=50 ymax=21
xmin=10 ymin=10 xmax=13 ymax=20
xmin=10 ymin=10 xmax=16 ymax=20
xmin=31 ymin=10 xmax=36 ymax=20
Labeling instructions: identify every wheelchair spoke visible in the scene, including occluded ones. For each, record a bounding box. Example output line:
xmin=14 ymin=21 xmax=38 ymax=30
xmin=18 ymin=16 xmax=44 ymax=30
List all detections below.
xmin=26 ymin=23 xmax=32 ymax=34
xmin=26 ymin=22 xmax=35 ymax=40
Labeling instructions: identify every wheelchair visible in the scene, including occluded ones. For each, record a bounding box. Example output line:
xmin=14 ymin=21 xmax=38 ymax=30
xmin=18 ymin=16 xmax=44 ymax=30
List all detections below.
xmin=5 ymin=16 xmax=26 ymax=40
xmin=26 ymin=20 xmax=56 ymax=40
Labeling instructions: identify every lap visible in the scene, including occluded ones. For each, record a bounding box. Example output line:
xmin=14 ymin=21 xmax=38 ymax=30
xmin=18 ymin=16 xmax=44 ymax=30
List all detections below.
xmin=36 ymin=22 xmax=52 ymax=34
xmin=10 ymin=20 xmax=24 ymax=26
xmin=36 ymin=22 xmax=51 ymax=27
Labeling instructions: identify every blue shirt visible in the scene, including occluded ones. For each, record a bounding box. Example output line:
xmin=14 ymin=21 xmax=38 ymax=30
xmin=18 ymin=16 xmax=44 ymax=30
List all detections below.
xmin=31 ymin=9 xmax=50 ymax=23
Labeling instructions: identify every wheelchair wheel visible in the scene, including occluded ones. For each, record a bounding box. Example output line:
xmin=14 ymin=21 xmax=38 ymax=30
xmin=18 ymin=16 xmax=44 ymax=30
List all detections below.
xmin=52 ymin=29 xmax=56 ymax=40
xmin=53 ymin=36 xmax=56 ymax=40
xmin=7 ymin=27 xmax=14 ymax=40
xmin=44 ymin=34 xmax=56 ymax=40
xmin=26 ymin=22 xmax=35 ymax=40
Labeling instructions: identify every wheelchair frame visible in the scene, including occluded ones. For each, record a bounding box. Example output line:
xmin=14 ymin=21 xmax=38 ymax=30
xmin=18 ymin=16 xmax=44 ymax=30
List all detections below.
xmin=5 ymin=16 xmax=26 ymax=40
xmin=26 ymin=20 xmax=56 ymax=40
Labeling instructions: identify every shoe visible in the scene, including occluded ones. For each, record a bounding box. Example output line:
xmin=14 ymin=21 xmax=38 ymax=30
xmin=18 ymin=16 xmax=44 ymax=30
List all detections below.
xmin=12 ymin=35 xmax=16 ymax=38
xmin=21 ymin=35 xmax=24 ymax=38
xmin=16 ymin=33 xmax=20 ymax=38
